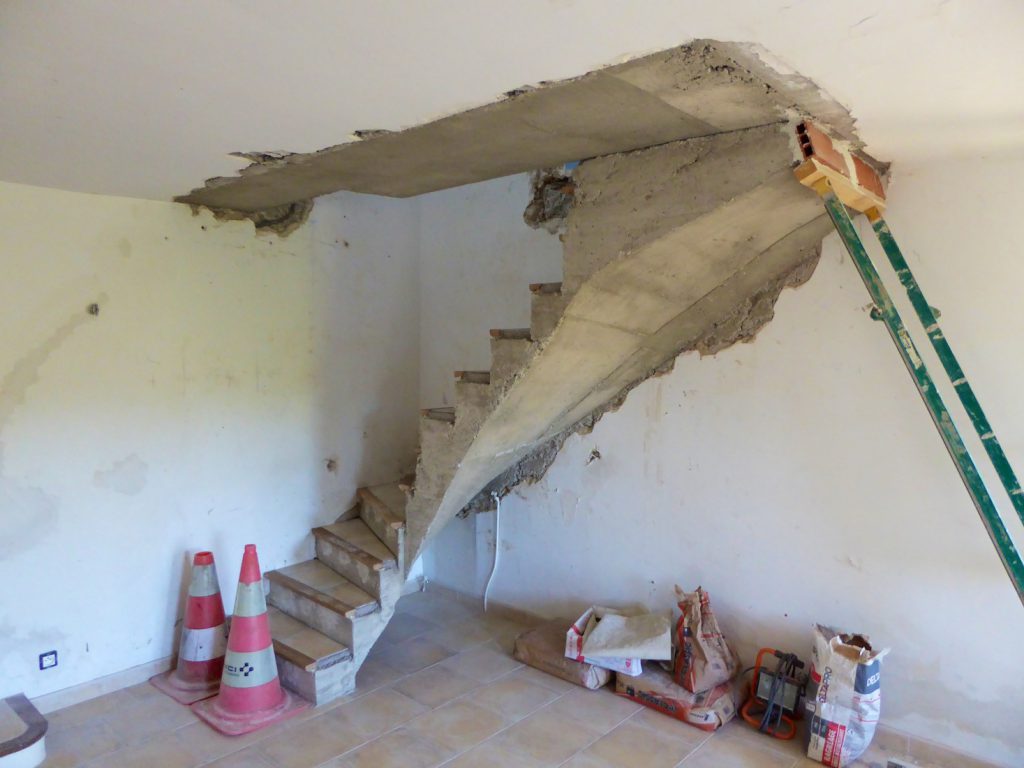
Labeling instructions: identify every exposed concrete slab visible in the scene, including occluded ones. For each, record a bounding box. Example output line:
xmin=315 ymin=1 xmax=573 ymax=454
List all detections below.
xmin=407 ymin=122 xmax=834 ymax=562
xmin=177 ymin=40 xmax=858 ymax=212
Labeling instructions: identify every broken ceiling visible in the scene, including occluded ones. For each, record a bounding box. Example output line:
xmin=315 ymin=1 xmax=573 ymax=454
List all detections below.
xmin=177 ymin=40 xmax=863 ymax=212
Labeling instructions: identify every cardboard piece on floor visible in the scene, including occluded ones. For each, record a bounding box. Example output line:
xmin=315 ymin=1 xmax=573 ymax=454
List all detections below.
xmin=615 ymin=665 xmax=737 ymax=732
xmin=514 ymin=620 xmax=612 ymax=690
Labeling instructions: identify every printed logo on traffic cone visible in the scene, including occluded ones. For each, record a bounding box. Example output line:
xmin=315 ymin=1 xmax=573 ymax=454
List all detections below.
xmin=191 ymin=544 xmax=308 ymax=735
xmin=151 ymin=551 xmax=227 ymax=704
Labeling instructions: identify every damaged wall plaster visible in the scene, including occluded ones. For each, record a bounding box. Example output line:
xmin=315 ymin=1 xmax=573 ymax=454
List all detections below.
xmin=0 ymin=180 xmax=419 ymax=704
xmin=421 ymin=157 xmax=1024 ymax=766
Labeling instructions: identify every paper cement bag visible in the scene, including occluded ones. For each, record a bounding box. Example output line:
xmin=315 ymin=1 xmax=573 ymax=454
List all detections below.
xmin=672 ymin=586 xmax=741 ymax=693
xmin=566 ymin=607 xmax=642 ymax=676
xmin=615 ymin=664 xmax=737 ymax=732
xmin=805 ymin=625 xmax=889 ymax=767
xmin=580 ymin=612 xmax=671 ymax=661
xmin=514 ymin=620 xmax=611 ymax=690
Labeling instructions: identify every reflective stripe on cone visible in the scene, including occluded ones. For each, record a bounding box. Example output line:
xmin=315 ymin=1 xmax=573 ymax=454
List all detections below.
xmin=150 ymin=551 xmax=228 ymax=705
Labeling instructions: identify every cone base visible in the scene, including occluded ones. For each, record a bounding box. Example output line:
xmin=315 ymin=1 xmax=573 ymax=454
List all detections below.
xmin=190 ymin=687 xmax=309 ymax=736
xmin=149 ymin=669 xmax=220 ymax=705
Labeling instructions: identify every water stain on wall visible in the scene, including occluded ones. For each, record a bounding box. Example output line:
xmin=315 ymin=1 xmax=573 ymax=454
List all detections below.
xmin=0 ymin=301 xmax=101 ymax=558
xmin=0 ymin=479 xmax=59 ymax=560
xmin=93 ymin=454 xmax=149 ymax=496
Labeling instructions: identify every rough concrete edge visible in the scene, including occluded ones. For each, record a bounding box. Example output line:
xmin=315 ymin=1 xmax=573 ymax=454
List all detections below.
xmin=460 ymin=245 xmax=823 ymax=514
xmin=186 ymin=198 xmax=314 ymax=238
xmin=175 ymin=38 xmax=881 ymax=211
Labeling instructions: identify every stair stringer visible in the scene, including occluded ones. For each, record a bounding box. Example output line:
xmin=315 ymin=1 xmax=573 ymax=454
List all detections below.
xmin=405 ymin=121 xmax=833 ymax=567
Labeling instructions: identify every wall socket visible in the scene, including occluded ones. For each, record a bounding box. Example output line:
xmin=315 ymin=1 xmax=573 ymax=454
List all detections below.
xmin=38 ymin=650 xmax=58 ymax=670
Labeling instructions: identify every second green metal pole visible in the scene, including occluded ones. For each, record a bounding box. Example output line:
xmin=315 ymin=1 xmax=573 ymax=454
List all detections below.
xmin=818 ymin=185 xmax=1024 ymax=605
xmin=869 ymin=212 xmax=1024 ymax=529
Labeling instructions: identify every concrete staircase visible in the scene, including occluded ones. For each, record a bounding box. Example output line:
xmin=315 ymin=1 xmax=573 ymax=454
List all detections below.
xmin=263 ymin=118 xmax=852 ymax=707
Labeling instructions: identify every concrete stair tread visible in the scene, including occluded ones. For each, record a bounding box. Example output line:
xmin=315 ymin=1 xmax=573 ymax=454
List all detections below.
xmin=317 ymin=519 xmax=397 ymax=569
xmin=455 ymin=370 xmax=491 ymax=384
xmin=360 ymin=483 xmax=407 ymax=525
xmin=529 ymin=282 xmax=563 ymax=294
xmin=489 ymin=327 xmax=532 ymax=340
xmin=268 ymin=606 xmax=353 ymax=672
xmin=422 ymin=406 xmax=456 ymax=424
xmin=269 ymin=560 xmax=379 ymax=618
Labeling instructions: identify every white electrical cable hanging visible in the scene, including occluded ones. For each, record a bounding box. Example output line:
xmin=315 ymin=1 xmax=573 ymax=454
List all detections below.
xmin=482 ymin=491 xmax=501 ymax=612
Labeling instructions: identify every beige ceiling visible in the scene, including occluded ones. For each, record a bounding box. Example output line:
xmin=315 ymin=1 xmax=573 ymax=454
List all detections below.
xmin=1 ymin=1 xmax=1021 ymax=202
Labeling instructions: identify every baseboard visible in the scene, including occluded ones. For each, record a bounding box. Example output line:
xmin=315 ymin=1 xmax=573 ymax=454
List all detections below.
xmin=30 ymin=655 xmax=173 ymax=715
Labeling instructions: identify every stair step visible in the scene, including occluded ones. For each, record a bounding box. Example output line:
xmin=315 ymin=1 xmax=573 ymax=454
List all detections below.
xmin=359 ymin=484 xmax=407 ymax=525
xmin=313 ymin=520 xmax=396 ymax=571
xmin=358 ymin=484 xmax=406 ymax=559
xmin=489 ymin=327 xmax=532 ymax=340
xmin=529 ymin=282 xmax=563 ymax=295
xmin=454 ymin=370 xmax=491 ymax=385
xmin=268 ymin=606 xmax=352 ymax=672
xmin=0 ymin=694 xmax=46 ymax=766
xmin=267 ymin=567 xmax=378 ymax=619
xmin=491 ymin=336 xmax=535 ymax=391
xmin=421 ymin=406 xmax=456 ymax=424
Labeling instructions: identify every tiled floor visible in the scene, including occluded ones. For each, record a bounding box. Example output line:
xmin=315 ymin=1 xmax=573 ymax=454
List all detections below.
xmin=41 ymin=591 xmax=976 ymax=768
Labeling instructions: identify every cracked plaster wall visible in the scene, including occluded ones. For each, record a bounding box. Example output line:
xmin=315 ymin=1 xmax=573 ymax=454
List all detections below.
xmin=421 ymin=159 xmax=1024 ymax=767
xmin=0 ymin=181 xmax=420 ymax=706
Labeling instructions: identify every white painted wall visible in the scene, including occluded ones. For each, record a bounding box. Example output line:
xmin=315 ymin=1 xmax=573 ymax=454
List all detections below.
xmin=418 ymin=174 xmax=563 ymax=408
xmin=0 ymin=182 xmax=420 ymax=702
xmin=421 ymin=155 xmax=1024 ymax=766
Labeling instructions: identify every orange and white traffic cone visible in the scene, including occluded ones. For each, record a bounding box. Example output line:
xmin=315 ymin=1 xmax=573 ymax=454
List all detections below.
xmin=151 ymin=551 xmax=227 ymax=704
xmin=191 ymin=544 xmax=308 ymax=735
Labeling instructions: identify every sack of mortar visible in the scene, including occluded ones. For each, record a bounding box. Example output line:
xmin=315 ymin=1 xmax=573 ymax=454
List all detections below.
xmin=615 ymin=664 xmax=737 ymax=731
xmin=514 ymin=619 xmax=611 ymax=690
xmin=672 ymin=586 xmax=741 ymax=693
xmin=805 ymin=624 xmax=889 ymax=767
xmin=566 ymin=606 xmax=652 ymax=677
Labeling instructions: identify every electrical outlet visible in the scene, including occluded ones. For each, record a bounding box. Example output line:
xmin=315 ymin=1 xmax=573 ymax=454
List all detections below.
xmin=38 ymin=650 xmax=58 ymax=670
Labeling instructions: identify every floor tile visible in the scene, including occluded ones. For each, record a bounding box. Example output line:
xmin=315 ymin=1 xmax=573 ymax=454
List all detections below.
xmin=322 ymin=688 xmax=429 ymax=741
xmin=544 ymin=687 xmax=642 ymax=732
xmin=391 ymin=664 xmax=481 ymax=708
xmin=81 ymin=730 xmax=197 ymax=768
xmin=255 ymin=713 xmax=367 ymax=768
xmin=102 ymin=692 xmax=198 ymax=746
xmin=44 ymin=690 xmax=134 ymax=730
xmin=203 ymin=747 xmax=278 ymax=767
xmin=491 ymin=704 xmax=605 ymax=765
xmin=627 ymin=707 xmax=714 ymax=747
xmin=583 ymin=718 xmax=700 ymax=767
xmin=422 ymin=617 xmax=495 ymax=653
xmin=373 ymin=636 xmax=456 ymax=675
xmin=464 ymin=672 xmax=562 ymax=722
xmin=439 ymin=641 xmax=522 ymax=683
xmin=41 ymin=718 xmax=122 ymax=766
xmin=354 ymin=657 xmax=405 ymax=691
xmin=505 ymin=665 xmax=581 ymax=695
xmin=379 ymin=612 xmax=440 ymax=644
xmin=399 ymin=592 xmax=480 ymax=624
xmin=331 ymin=727 xmax=454 ymax=768
xmin=681 ymin=731 xmax=798 ymax=767
xmin=404 ymin=700 xmax=507 ymax=752
xmin=442 ymin=738 xmax=547 ymax=768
